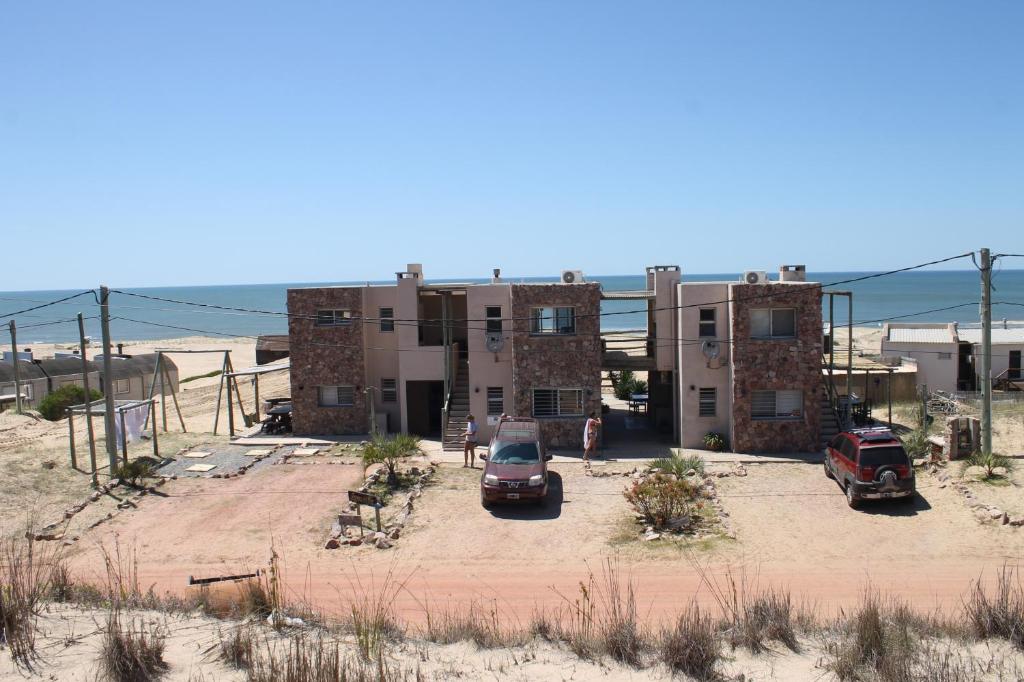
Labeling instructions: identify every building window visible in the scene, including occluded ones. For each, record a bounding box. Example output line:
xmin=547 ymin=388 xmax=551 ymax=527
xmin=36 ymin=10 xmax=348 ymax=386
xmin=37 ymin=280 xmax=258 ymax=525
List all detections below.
xmin=485 ymin=306 xmax=502 ymax=334
xmin=316 ymin=310 xmax=353 ymax=327
xmin=381 ymin=379 xmax=397 ymax=403
xmin=487 ymin=387 xmax=504 ymax=416
xmin=379 ymin=307 xmax=394 ymax=333
xmin=750 ymin=308 xmax=796 ymax=339
xmin=318 ymin=385 xmax=355 ymax=407
xmin=532 ymin=388 xmax=583 ymax=417
xmin=751 ymin=389 xmax=803 ymax=420
xmin=938 ymin=352 xmax=952 ymax=360
xmin=115 ymin=378 xmax=131 ymax=394
xmin=530 ymin=307 xmax=576 ymax=335
xmin=699 ymin=309 xmax=716 ymax=338
xmin=698 ymin=388 xmax=716 ymax=417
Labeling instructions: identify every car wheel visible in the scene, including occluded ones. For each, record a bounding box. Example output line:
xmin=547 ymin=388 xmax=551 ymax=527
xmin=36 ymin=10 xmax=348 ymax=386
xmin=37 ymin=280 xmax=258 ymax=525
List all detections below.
xmin=480 ymin=492 xmax=492 ymax=509
xmin=845 ymin=483 xmax=860 ymax=509
xmin=824 ymin=459 xmax=834 ymax=480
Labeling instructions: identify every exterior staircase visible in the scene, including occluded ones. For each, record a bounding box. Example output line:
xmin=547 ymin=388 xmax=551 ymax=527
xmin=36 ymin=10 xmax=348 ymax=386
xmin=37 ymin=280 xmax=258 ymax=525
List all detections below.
xmin=442 ymin=360 xmax=470 ymax=451
xmin=820 ymin=390 xmax=840 ymax=449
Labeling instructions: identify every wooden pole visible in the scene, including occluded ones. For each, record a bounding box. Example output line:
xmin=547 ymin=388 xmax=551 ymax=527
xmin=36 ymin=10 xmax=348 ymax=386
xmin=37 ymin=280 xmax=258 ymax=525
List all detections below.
xmin=212 ymin=352 xmax=228 ymax=435
xmin=68 ymin=410 xmax=77 ymax=469
xmin=150 ymin=399 xmax=159 ymax=459
xmin=160 ymin=358 xmax=168 ymax=432
xmin=227 ymin=366 xmax=235 ymax=436
xmin=253 ymin=374 xmax=260 ymax=422
xmin=78 ymin=313 xmax=98 ymax=488
xmin=143 ymin=352 xmax=160 ymax=430
xmin=99 ymin=286 xmax=119 ymax=475
xmin=119 ymin=408 xmax=128 ymax=463
xmin=9 ymin=321 xmax=22 ymax=414
xmin=163 ymin=362 xmax=186 ymax=432
xmin=887 ymin=369 xmax=893 ymax=428
xmin=228 ymin=356 xmax=247 ymax=427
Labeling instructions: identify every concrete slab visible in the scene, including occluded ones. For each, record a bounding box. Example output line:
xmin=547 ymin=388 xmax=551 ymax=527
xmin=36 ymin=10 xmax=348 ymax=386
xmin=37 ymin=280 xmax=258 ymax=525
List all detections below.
xmin=243 ymin=449 xmax=273 ymax=457
xmin=232 ymin=436 xmax=337 ymax=446
xmin=185 ymin=464 xmax=216 ymax=473
xmin=158 ymin=444 xmax=290 ymax=478
xmin=292 ymin=447 xmax=320 ymax=456
xmin=183 ymin=451 xmax=212 ymax=459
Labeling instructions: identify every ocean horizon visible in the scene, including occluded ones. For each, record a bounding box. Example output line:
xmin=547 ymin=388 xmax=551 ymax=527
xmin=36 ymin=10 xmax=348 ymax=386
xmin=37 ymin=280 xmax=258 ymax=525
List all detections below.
xmin=2 ymin=269 xmax=1022 ymax=345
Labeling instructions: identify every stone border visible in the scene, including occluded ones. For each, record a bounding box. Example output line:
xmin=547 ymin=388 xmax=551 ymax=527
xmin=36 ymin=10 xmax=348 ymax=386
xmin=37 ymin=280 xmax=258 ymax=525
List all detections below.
xmin=325 ymin=462 xmax=438 ymax=550
xmin=31 ymin=477 xmax=171 ymax=544
xmin=938 ymin=465 xmax=1024 ymax=528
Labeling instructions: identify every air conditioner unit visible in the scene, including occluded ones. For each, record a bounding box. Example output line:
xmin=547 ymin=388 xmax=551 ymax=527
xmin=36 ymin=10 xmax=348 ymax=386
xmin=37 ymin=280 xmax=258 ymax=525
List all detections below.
xmin=742 ymin=270 xmax=768 ymax=285
xmin=561 ymin=270 xmax=584 ymax=284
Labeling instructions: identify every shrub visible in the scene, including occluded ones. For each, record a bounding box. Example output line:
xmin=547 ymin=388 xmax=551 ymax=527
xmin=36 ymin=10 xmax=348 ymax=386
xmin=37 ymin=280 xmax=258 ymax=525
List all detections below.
xmin=900 ymin=429 xmax=929 ymax=460
xmin=113 ymin=457 xmax=159 ymax=488
xmin=964 ymin=451 xmax=1013 ymax=480
xmin=703 ymin=432 xmax=728 ymax=452
xmin=1 ymin=535 xmax=63 ymax=668
xmin=37 ymin=384 xmax=102 ymax=421
xmin=611 ymin=371 xmax=635 ymax=400
xmin=964 ymin=566 xmax=1024 ymax=647
xmin=362 ymin=434 xmax=422 ymax=485
xmin=623 ymin=474 xmax=698 ymax=530
xmin=650 ymin=453 xmax=705 ymax=477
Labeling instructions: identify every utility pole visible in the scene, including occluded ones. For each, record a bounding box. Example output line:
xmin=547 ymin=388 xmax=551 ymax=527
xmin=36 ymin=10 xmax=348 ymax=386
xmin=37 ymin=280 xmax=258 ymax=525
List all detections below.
xmin=78 ymin=313 xmax=99 ymax=488
xmin=99 ymin=286 xmax=119 ymax=475
xmin=9 ymin=320 xmax=22 ymax=414
xmin=980 ymin=248 xmax=992 ymax=455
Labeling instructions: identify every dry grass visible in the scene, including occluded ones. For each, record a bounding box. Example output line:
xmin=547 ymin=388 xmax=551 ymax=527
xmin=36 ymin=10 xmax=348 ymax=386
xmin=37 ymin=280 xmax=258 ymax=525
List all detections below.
xmin=0 ymin=531 xmax=65 ymax=668
xmin=659 ymin=604 xmax=720 ymax=679
xmin=965 ymin=565 xmax=1024 ymax=647
xmin=99 ymin=608 xmax=168 ymax=682
xmin=246 ymin=632 xmax=413 ymax=682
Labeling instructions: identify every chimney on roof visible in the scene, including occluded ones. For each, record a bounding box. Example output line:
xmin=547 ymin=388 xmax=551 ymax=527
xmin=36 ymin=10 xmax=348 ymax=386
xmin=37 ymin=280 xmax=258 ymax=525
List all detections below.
xmin=492 ymin=268 xmax=501 ymax=283
xmin=117 ymin=343 xmax=124 ymax=355
xmin=779 ymin=265 xmax=806 ymax=282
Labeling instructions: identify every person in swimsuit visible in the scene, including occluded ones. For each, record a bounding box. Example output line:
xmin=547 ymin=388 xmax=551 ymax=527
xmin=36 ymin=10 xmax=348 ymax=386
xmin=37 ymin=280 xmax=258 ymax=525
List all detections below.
xmin=463 ymin=414 xmax=478 ymax=467
xmin=583 ymin=412 xmax=602 ymax=462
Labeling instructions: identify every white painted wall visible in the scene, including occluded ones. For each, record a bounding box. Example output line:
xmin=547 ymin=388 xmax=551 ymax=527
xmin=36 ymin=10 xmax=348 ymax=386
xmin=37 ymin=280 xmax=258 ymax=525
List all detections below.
xmin=676 ymin=282 xmax=732 ymax=448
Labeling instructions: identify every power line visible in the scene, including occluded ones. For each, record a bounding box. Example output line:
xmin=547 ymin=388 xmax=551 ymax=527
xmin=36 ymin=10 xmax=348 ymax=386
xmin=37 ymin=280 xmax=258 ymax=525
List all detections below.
xmin=0 ymin=290 xmax=96 ymax=321
xmin=107 ymin=252 xmax=976 ymax=326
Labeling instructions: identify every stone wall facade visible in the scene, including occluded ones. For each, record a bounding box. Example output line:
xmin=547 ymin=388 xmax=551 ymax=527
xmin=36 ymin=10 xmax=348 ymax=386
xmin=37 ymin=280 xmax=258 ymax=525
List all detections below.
xmin=288 ymin=287 xmax=369 ymax=435
xmin=510 ymin=283 xmax=602 ymax=449
xmin=729 ymin=283 xmax=822 ymax=453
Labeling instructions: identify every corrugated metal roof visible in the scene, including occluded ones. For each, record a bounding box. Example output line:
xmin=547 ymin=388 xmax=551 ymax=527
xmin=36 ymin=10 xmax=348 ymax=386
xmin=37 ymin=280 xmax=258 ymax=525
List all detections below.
xmin=887 ymin=328 xmax=955 ymax=344
xmin=958 ymin=328 xmax=1024 ymax=345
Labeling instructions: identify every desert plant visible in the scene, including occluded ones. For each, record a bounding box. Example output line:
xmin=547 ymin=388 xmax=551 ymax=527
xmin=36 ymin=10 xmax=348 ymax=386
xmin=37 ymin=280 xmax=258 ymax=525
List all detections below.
xmin=0 ymin=534 xmax=63 ymax=668
xmin=99 ymin=609 xmax=167 ymax=682
xmin=113 ymin=457 xmax=159 ymax=488
xmin=423 ymin=600 xmax=525 ymax=649
xmin=362 ymin=434 xmax=422 ymax=485
xmin=702 ymin=432 xmax=728 ymax=452
xmin=964 ymin=451 xmax=1014 ymax=480
xmin=623 ymin=474 xmax=698 ymax=530
xmin=964 ymin=566 xmax=1024 ymax=647
xmin=219 ymin=625 xmax=255 ymax=670
xmin=659 ymin=605 xmax=720 ymax=678
xmin=37 ymin=384 xmax=102 ymax=421
xmin=650 ymin=453 xmax=705 ymax=477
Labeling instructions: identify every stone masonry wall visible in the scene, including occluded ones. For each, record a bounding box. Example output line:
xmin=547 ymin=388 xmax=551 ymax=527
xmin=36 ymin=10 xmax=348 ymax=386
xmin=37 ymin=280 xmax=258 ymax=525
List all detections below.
xmin=288 ymin=287 xmax=368 ymax=435
xmin=510 ymin=283 xmax=602 ymax=449
xmin=730 ymin=283 xmax=822 ymax=453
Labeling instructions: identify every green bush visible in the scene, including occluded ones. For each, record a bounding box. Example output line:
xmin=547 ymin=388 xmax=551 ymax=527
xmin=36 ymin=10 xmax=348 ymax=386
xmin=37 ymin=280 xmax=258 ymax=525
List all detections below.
xmin=610 ymin=371 xmax=648 ymax=401
xmin=702 ymin=432 xmax=728 ymax=452
xmin=37 ymin=384 xmax=102 ymax=421
xmin=114 ymin=457 xmax=159 ymax=487
xmin=964 ymin=451 xmax=1013 ymax=480
xmin=362 ymin=433 xmax=422 ymax=485
xmin=623 ymin=474 xmax=699 ymax=529
xmin=650 ymin=453 xmax=705 ymax=477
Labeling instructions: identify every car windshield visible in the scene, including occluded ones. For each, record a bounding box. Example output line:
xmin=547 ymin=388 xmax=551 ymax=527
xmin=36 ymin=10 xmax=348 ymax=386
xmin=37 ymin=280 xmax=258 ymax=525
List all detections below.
xmin=489 ymin=441 xmax=540 ymax=464
xmin=858 ymin=446 xmax=909 ymax=468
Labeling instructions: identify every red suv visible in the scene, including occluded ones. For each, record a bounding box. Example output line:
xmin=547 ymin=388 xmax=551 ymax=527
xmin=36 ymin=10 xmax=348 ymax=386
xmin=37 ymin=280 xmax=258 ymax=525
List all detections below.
xmin=825 ymin=429 xmax=915 ymax=509
xmin=480 ymin=418 xmax=552 ymax=508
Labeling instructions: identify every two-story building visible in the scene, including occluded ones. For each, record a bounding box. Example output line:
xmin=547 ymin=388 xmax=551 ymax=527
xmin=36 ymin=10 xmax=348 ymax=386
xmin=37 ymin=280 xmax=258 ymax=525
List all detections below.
xmin=287 ymin=263 xmax=824 ymax=453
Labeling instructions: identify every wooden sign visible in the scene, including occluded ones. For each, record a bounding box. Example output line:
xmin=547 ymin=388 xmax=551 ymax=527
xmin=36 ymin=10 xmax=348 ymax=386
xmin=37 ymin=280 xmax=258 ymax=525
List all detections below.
xmin=347 ymin=490 xmax=382 ymax=507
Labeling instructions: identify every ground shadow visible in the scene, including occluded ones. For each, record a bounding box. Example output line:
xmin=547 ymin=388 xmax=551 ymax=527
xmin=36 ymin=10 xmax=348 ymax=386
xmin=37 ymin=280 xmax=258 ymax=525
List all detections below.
xmin=857 ymin=491 xmax=933 ymax=517
xmin=486 ymin=472 xmax=564 ymax=521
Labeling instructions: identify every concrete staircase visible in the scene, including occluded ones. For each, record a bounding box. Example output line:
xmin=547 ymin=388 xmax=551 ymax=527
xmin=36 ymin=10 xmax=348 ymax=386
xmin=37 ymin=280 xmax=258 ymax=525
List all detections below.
xmin=820 ymin=390 xmax=840 ymax=449
xmin=442 ymin=360 xmax=470 ymax=451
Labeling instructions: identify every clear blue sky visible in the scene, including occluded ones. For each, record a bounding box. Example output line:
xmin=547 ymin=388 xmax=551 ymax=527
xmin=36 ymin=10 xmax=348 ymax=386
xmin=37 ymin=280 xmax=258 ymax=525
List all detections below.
xmin=2 ymin=1 xmax=1021 ymax=290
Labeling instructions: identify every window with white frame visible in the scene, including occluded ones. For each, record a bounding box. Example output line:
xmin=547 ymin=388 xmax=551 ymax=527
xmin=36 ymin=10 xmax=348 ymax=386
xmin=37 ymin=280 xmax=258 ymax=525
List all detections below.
xmin=318 ymin=385 xmax=355 ymax=407
xmin=115 ymin=378 xmax=130 ymax=394
xmin=381 ymin=379 xmax=397 ymax=403
xmin=379 ymin=307 xmax=394 ymax=333
xmin=532 ymin=388 xmax=583 ymax=417
xmin=751 ymin=389 xmax=803 ymax=420
xmin=487 ymin=387 xmax=504 ymax=416
xmin=699 ymin=309 xmax=716 ymax=338
xmin=750 ymin=308 xmax=796 ymax=339
xmin=530 ymin=307 xmax=576 ymax=335
xmin=698 ymin=388 xmax=716 ymax=417
xmin=316 ymin=309 xmax=353 ymax=327
xmin=485 ymin=306 xmax=502 ymax=334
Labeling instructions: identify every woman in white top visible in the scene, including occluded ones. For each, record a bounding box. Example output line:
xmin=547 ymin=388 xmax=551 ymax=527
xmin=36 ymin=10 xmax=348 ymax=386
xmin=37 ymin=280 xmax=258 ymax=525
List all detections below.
xmin=583 ymin=412 xmax=602 ymax=462
xmin=463 ymin=414 xmax=479 ymax=468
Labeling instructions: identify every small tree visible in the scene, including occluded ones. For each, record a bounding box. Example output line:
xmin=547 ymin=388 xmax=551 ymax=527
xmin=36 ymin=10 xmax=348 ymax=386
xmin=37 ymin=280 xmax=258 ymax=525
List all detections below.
xmin=362 ymin=434 xmax=422 ymax=485
xmin=37 ymin=385 xmax=102 ymax=421
xmin=624 ymin=474 xmax=699 ymax=529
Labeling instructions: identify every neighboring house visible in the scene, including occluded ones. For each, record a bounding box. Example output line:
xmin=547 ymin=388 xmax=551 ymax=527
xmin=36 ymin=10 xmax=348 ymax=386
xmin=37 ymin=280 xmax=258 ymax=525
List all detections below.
xmin=0 ymin=360 xmax=47 ymax=411
xmin=94 ymin=354 xmax=180 ymax=401
xmin=256 ymin=335 xmax=290 ymax=365
xmin=36 ymin=356 xmax=102 ymax=394
xmin=881 ymin=322 xmax=1024 ymax=392
xmin=288 ymin=263 xmax=824 ymax=454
